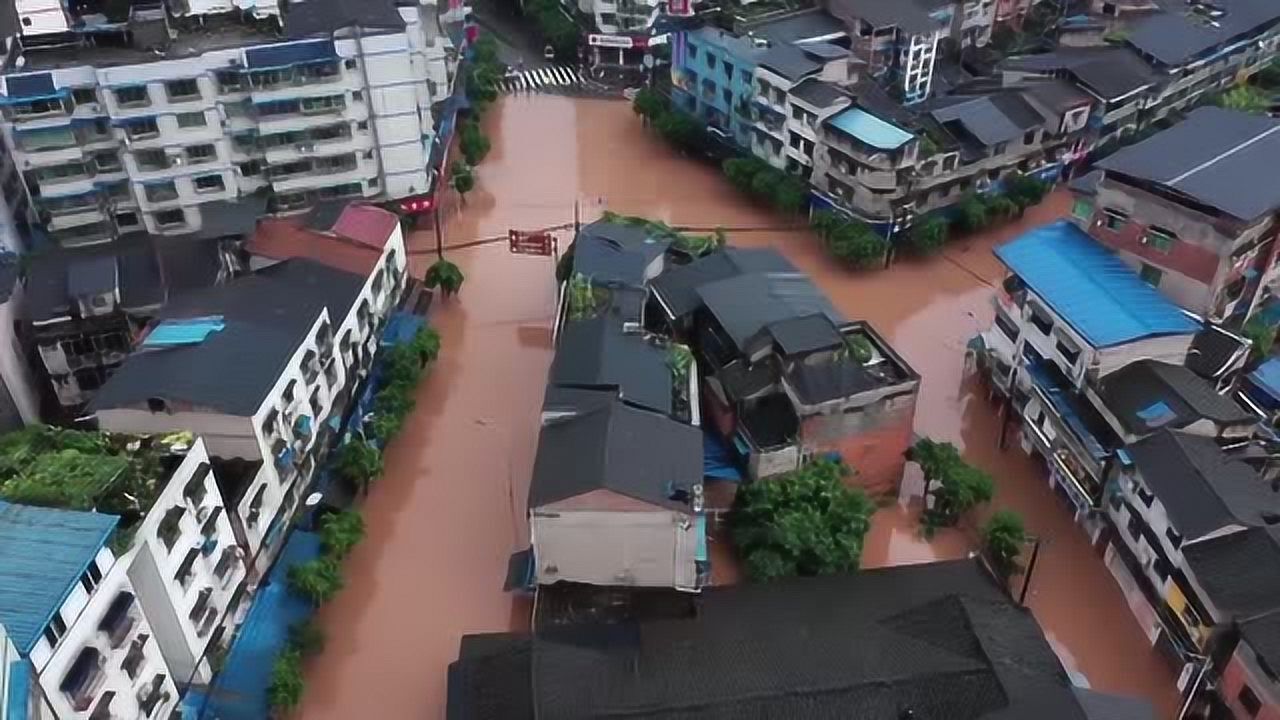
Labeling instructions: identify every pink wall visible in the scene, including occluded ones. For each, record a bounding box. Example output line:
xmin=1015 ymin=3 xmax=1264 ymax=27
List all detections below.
xmin=1221 ymin=649 xmax=1280 ymax=720
xmin=799 ymin=395 xmax=917 ymax=498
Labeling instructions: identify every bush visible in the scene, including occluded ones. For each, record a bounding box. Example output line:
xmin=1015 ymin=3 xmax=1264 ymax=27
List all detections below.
xmin=809 ymin=211 xmax=844 ymax=240
xmin=983 ymin=510 xmax=1027 ymax=579
xmin=425 ymin=259 xmax=465 ymax=297
xmin=984 ymin=194 xmax=1020 ymax=221
xmin=287 ymin=557 xmax=344 ymax=606
xmin=907 ymin=437 xmax=994 ymax=529
xmin=1003 ymin=172 xmax=1048 ymax=209
xmin=267 ymin=649 xmax=305 ymax=715
xmin=1215 ymin=84 xmax=1271 ymax=115
xmin=722 ymin=157 xmax=766 ymax=194
xmin=409 ymin=327 xmax=442 ymax=365
xmin=956 ymin=193 xmax=989 ymax=233
xmin=632 ymin=87 xmax=666 ymax=120
xmin=374 ymin=381 xmax=416 ymax=423
xmin=450 ymin=161 xmax=475 ymax=200
xmin=287 ymin=620 xmax=327 ymax=658
xmin=335 ymin=439 xmax=383 ymax=488
xmin=906 ymin=216 xmax=948 ymax=256
xmin=654 ymin=111 xmax=704 ymax=151
xmin=772 ymin=175 xmax=809 ymax=215
xmin=459 ymin=121 xmax=491 ymax=166
xmin=319 ymin=510 xmax=366 ymax=560
xmin=826 ymin=221 xmax=888 ymax=269
xmin=730 ymin=458 xmax=874 ymax=581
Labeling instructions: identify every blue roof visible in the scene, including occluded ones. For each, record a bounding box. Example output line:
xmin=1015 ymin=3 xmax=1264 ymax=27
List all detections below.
xmin=994 ymin=221 xmax=1199 ymax=348
xmin=827 ymin=108 xmax=914 ymax=150
xmin=1250 ymin=358 xmax=1280 ymax=402
xmin=142 ymin=316 xmax=226 ymax=348
xmin=0 ymin=502 xmax=118 ymax=654
xmin=6 ymin=659 xmax=31 ymax=720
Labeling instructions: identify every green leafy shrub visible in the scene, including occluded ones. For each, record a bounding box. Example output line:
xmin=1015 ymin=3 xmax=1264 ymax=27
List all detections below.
xmin=287 ymin=557 xmax=344 ymax=606
xmin=983 ymin=510 xmax=1028 ymax=579
xmin=267 ymin=649 xmax=305 ymax=715
xmin=319 ymin=510 xmax=366 ymax=560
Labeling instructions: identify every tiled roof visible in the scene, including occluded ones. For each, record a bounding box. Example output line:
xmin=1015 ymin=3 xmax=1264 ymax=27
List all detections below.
xmin=994 ymin=221 xmax=1199 ymax=348
xmin=650 ymin=247 xmax=797 ymax=319
xmin=1098 ymin=359 xmax=1253 ymax=436
xmin=1126 ymin=0 xmax=1280 ymax=68
xmin=549 ymin=316 xmax=673 ymax=416
xmin=0 ymin=501 xmax=118 ymax=654
xmin=1184 ymin=526 xmax=1280 ymax=620
xmin=248 ymin=202 xmax=397 ymax=277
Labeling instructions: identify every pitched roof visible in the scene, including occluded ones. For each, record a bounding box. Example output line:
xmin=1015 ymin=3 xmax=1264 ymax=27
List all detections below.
xmin=528 ymin=391 xmax=702 ymax=511
xmin=1126 ymin=0 xmax=1280 ymax=68
xmin=1127 ymin=430 xmax=1278 ymax=541
xmin=1183 ymin=526 xmax=1280 ymax=620
xmin=248 ymin=202 xmax=398 ymax=277
xmin=650 ymin=248 xmax=797 ymax=319
xmin=994 ymin=221 xmax=1199 ymax=348
xmin=764 ymin=314 xmax=844 ymax=356
xmin=549 ymin=317 xmax=673 ymax=416
xmin=789 ymin=78 xmax=849 ymax=108
xmin=572 ymin=221 xmax=670 ymax=287
xmin=1000 ymin=47 xmax=1155 ymax=102
xmin=91 ymin=259 xmax=364 ymax=416
xmin=929 ymin=92 xmax=1045 ymax=147
xmin=449 ymin=559 xmax=1153 ymax=720
xmin=748 ymin=9 xmax=846 ymax=44
xmin=1097 ymin=107 xmax=1280 ymax=222
xmin=828 ymin=0 xmax=937 ymax=34
xmin=784 ymin=359 xmax=881 ymax=404
xmin=0 ymin=501 xmax=119 ymax=654
xmin=1098 ymin=359 xmax=1253 ymax=436
xmin=756 ymin=43 xmax=822 ymax=80
xmin=1239 ymin=609 xmax=1280 ymax=674
xmin=697 ymin=272 xmax=845 ymax=354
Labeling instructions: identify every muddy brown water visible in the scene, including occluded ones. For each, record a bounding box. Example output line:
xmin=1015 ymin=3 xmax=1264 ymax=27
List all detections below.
xmin=298 ymin=95 xmax=1181 ymax=718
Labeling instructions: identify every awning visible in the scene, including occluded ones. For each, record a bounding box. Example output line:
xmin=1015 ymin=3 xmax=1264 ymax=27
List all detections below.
xmin=503 ymin=548 xmax=534 ymax=592
xmin=245 ymin=39 xmax=337 ymax=70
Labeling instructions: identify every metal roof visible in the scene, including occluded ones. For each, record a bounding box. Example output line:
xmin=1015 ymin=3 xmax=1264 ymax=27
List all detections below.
xmin=0 ymin=501 xmax=118 ymax=654
xmin=1097 ymin=106 xmax=1280 ymax=222
xmin=827 ymin=108 xmax=914 ymax=150
xmin=1126 ymin=0 xmax=1280 ymax=68
xmin=994 ymin=221 xmax=1198 ymax=348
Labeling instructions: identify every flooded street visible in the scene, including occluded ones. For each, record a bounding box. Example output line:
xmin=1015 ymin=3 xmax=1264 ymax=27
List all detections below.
xmin=300 ymin=94 xmax=1180 ymax=717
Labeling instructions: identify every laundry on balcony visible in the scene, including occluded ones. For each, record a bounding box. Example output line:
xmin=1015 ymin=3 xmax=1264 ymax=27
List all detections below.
xmin=293 ymin=414 xmax=313 ymax=437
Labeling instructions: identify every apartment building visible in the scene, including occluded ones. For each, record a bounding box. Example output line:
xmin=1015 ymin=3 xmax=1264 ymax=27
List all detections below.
xmin=0 ymin=0 xmax=445 ymax=246
xmin=825 ymin=0 xmax=948 ymax=103
xmin=671 ymin=27 xmax=765 ymax=149
xmin=1074 ymin=107 xmax=1280 ymax=323
xmin=0 ymin=501 xmax=178 ymax=719
xmin=0 ymin=232 xmax=37 ymax=430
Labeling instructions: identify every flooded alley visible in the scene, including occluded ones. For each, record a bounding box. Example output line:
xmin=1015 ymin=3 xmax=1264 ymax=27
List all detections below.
xmin=299 ymin=94 xmax=1180 ymax=718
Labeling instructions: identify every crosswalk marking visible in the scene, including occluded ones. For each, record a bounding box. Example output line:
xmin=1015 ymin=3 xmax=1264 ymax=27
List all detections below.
xmin=501 ymin=66 xmax=585 ymax=94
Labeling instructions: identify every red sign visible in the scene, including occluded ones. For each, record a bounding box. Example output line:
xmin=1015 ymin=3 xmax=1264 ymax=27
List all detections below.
xmin=509 ymin=230 xmax=554 ymax=256
xmin=399 ymin=195 xmax=435 ymax=215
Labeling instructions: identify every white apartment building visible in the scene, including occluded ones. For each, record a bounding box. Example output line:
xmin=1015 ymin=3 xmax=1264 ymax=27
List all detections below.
xmin=0 ymin=502 xmax=178 ymax=720
xmin=0 ymin=0 xmax=448 ymax=247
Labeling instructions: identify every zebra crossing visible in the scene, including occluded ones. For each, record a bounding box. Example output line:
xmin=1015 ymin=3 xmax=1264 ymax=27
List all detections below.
xmin=500 ymin=66 xmax=586 ymax=94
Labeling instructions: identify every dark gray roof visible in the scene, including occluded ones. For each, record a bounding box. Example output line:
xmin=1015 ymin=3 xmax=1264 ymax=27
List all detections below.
xmin=67 ymin=255 xmax=117 ymax=299
xmin=697 ymin=272 xmax=845 ymax=354
xmin=929 ymin=93 xmax=1045 ymax=147
xmin=828 ymin=0 xmax=937 ymax=34
xmin=789 ymin=78 xmax=849 ymax=108
xmin=764 ymin=314 xmax=844 ymax=356
xmin=1239 ymin=609 xmax=1280 ymax=672
xmin=1000 ymin=47 xmax=1155 ymax=102
xmin=1069 ymin=170 xmax=1103 ymax=197
xmin=1098 ymin=106 xmax=1280 ymax=222
xmin=284 ymin=0 xmax=406 ymax=38
xmin=748 ymin=9 xmax=846 ymax=44
xmin=651 ymin=248 xmax=797 ymax=319
xmin=784 ymin=359 xmax=881 ymax=404
xmin=572 ymin=221 xmax=670 ymax=287
xmin=1186 ymin=325 xmax=1250 ymax=380
xmin=756 ymin=43 xmax=822 ymax=81
xmin=1127 ymin=430 xmax=1278 ymax=541
xmin=1098 ymin=359 xmax=1253 ymax=437
xmin=549 ymin=316 xmax=672 ymax=416
xmin=1073 ymin=687 xmax=1158 ymax=720
xmin=448 ymin=559 xmax=1153 ymax=720
xmin=528 ymin=391 xmax=702 ymax=511
xmin=1183 ymin=526 xmax=1280 ymax=620
xmin=1021 ymin=78 xmax=1092 ymax=112
xmin=23 ymin=235 xmax=162 ymax=322
xmin=0 ymin=251 xmax=17 ymax=304
xmin=1127 ymin=0 xmax=1280 ymax=68
xmin=91 ymin=258 xmax=364 ymax=416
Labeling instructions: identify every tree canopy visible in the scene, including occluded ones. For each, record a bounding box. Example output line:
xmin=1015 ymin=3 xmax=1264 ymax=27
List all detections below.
xmin=907 ymin=437 xmax=995 ymax=528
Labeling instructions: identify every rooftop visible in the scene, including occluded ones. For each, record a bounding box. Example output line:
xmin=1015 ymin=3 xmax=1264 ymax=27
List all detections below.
xmin=549 ymin=316 xmax=674 ymax=416
xmin=1127 ymin=430 xmax=1278 ymax=542
xmin=746 ymin=9 xmax=846 ymax=45
xmin=928 ymin=92 xmax=1046 ymax=148
xmin=1183 ymin=525 xmax=1280 ymax=621
xmin=91 ymin=258 xmax=364 ymax=417
xmin=999 ymin=47 xmax=1155 ymax=102
xmin=827 ymin=0 xmax=938 ymax=34
xmin=789 ymin=77 xmax=850 ymax=109
xmin=448 ymin=558 xmax=1153 ymax=720
xmin=248 ymin=201 xmax=399 ymax=277
xmin=650 ymin=247 xmax=798 ymax=319
xmin=1125 ymin=0 xmax=1280 ymax=68
xmin=994 ymin=221 xmax=1199 ymax=348
xmin=0 ymin=500 xmax=118 ymax=654
xmin=1097 ymin=359 xmax=1253 ymax=437
xmin=827 ymin=106 xmax=915 ymax=150
xmin=528 ymin=390 xmax=702 ymax=512
xmin=697 ymin=271 xmax=845 ymax=355
xmin=571 ymin=221 xmax=671 ymax=287
xmin=1239 ymin=609 xmax=1280 ymax=676
xmin=1097 ymin=106 xmax=1280 ymax=222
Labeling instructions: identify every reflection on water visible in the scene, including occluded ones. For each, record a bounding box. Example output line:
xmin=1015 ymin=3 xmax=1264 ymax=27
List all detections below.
xmin=300 ymin=95 xmax=1179 ymax=719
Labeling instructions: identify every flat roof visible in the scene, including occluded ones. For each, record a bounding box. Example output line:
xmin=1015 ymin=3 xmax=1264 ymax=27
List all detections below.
xmin=827 ymin=107 xmax=914 ymax=150
xmin=994 ymin=221 xmax=1198 ymax=348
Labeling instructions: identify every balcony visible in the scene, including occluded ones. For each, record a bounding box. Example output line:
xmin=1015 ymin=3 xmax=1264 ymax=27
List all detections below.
xmin=121 ymin=635 xmax=147 ymax=680
xmin=61 ymin=647 xmax=106 ymax=712
xmin=88 ymin=691 xmax=117 ymax=720
xmin=184 ymin=462 xmax=211 ymax=507
xmin=188 ymin=587 xmax=213 ymax=627
xmin=99 ymin=591 xmax=138 ymax=649
xmin=136 ymin=675 xmax=170 ymax=717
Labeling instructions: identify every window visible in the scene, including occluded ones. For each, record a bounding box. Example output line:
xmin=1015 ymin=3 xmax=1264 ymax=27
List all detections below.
xmin=114 ymin=85 xmax=149 ymax=107
xmin=125 ymin=118 xmax=160 ymax=139
xmin=350 ymin=90 xmax=362 ymax=101
xmin=688 ymin=45 xmax=698 ymax=60
xmin=1139 ymin=263 xmax=1163 ymax=287
xmin=92 ymin=151 xmax=121 ymax=172
xmin=1143 ymin=225 xmax=1177 ymax=253
xmin=186 ymin=143 xmax=216 ymax=163
xmin=165 ymin=78 xmax=201 ymax=101
xmin=1166 ymin=527 xmax=1183 ymax=550
xmin=177 ymin=111 xmax=207 ymax=128
xmin=1055 ymin=334 xmax=1080 ymax=366
xmin=723 ymin=88 xmax=732 ymax=104
xmin=214 ymin=71 xmax=243 ymax=93
xmin=155 ymin=208 xmax=185 ymax=227
xmin=72 ymin=88 xmax=97 ymax=106
xmin=1027 ymin=303 xmax=1053 ymax=335
xmin=238 ymin=160 xmax=262 ymax=177
xmin=115 ymin=211 xmax=139 ymax=229
xmin=706 ymin=55 xmax=717 ymax=70
xmin=1126 ymin=508 xmax=1143 ymax=542
xmin=194 ymin=174 xmax=225 ymax=193
xmin=1238 ymin=685 xmax=1261 ymax=717
xmin=357 ymin=120 xmax=368 ymax=131
xmin=300 ymin=95 xmax=344 ymax=113
xmin=144 ymin=182 xmax=177 ymax=203
xmin=992 ymin=142 xmax=1008 ymax=156
xmin=1023 ymin=129 xmax=1039 ymax=145
xmin=103 ymin=181 xmax=130 ymax=200
xmin=599 ymin=11 xmax=617 ymax=26
xmin=135 ymin=149 xmax=168 ymax=170
xmin=1103 ymin=208 xmax=1129 ymax=230
xmin=1071 ymin=199 xmax=1093 ymax=220
xmin=1135 ymin=482 xmax=1155 ymax=507
xmin=345 ymin=58 xmax=357 ymax=70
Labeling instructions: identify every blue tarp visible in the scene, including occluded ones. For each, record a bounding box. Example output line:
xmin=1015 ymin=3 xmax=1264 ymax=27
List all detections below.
xmin=1249 ymin=358 xmax=1280 ymax=404
xmin=703 ymin=430 xmax=742 ymax=481
xmin=142 ymin=316 xmax=226 ymax=347
xmin=379 ymin=311 xmax=425 ymax=349
xmin=995 ymin=220 xmax=1199 ymax=348
xmin=184 ymin=531 xmax=320 ymax=720
xmin=5 ymin=73 xmax=54 ymax=99
xmin=244 ymin=39 xmax=337 ymax=70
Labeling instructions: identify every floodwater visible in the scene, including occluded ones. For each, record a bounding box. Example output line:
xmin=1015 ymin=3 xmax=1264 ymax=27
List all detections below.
xmin=299 ymin=94 xmax=1180 ymax=718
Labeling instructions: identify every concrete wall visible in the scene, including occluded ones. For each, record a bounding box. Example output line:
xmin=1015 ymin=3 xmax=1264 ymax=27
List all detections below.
xmin=531 ymin=508 xmax=698 ymax=589
xmin=1221 ymin=643 xmax=1280 ymax=720
xmin=798 ymin=390 xmax=917 ymax=496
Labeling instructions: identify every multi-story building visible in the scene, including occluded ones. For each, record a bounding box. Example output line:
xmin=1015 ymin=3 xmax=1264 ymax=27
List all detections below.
xmin=0 ymin=0 xmax=446 ymax=244
xmin=824 ymin=0 xmax=948 ymax=103
xmin=0 ymin=215 xmax=38 ymax=430
xmin=671 ymin=26 xmax=766 ymax=149
xmin=0 ymin=501 xmax=180 ymax=719
xmin=1073 ymin=107 xmax=1280 ymax=323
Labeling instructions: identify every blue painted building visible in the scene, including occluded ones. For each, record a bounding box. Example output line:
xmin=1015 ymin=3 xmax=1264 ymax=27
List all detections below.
xmin=671 ymin=27 xmax=765 ymax=148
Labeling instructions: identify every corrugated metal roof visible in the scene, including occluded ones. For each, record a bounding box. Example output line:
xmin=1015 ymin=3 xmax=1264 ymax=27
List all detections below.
xmin=827 ymin=108 xmax=914 ymax=150
xmin=0 ymin=501 xmax=118 ymax=654
xmin=994 ymin=221 xmax=1198 ymax=348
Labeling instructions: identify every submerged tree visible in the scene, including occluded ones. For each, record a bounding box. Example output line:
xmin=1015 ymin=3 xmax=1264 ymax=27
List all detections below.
xmin=286 ymin=557 xmax=344 ymax=606
xmin=906 ymin=437 xmax=994 ymax=529
xmin=424 ymin=259 xmax=465 ymax=297
xmin=983 ymin=510 xmax=1028 ymax=580
xmin=319 ymin=510 xmax=367 ymax=560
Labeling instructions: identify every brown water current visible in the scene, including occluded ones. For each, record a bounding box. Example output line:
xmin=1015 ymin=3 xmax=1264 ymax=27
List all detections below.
xmin=298 ymin=95 xmax=1181 ymax=718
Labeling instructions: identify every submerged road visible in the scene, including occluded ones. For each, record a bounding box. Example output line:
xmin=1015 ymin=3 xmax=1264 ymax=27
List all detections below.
xmin=298 ymin=94 xmax=1181 ymax=718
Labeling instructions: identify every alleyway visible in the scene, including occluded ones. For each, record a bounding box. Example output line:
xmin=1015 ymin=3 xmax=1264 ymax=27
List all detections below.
xmin=299 ymin=94 xmax=1181 ymax=718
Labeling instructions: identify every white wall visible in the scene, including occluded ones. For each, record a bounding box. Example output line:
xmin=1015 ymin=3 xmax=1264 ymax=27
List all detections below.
xmin=531 ymin=509 xmax=699 ymax=590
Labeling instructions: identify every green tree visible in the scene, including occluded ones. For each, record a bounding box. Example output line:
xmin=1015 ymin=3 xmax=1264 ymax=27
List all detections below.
xmin=472 ymin=36 xmax=499 ymax=67
xmin=459 ymin=121 xmax=491 ymax=165
xmin=956 ymin=193 xmax=989 ymax=233
xmin=772 ymin=175 xmax=809 ymax=215
xmin=287 ymin=620 xmax=327 ymax=657
xmin=730 ymin=458 xmax=874 ymax=581
xmin=424 ymin=259 xmax=465 ymax=297
xmin=655 ymin=111 xmax=703 ymax=151
xmin=632 ymin=87 xmax=666 ymax=122
xmin=1245 ymin=316 xmax=1277 ymax=361
xmin=906 ymin=216 xmax=949 ymax=256
xmin=809 ymin=210 xmax=844 ymax=240
xmin=984 ymin=194 xmax=1020 ymax=221
xmin=749 ymin=166 xmax=781 ymax=200
xmin=319 ymin=510 xmax=366 ymax=560
xmin=722 ymin=157 xmax=763 ymax=194
xmin=267 ymin=649 xmax=305 ymax=716
xmin=374 ymin=381 xmax=416 ymax=423
xmin=410 ymin=327 xmax=442 ymax=365
xmin=1215 ymin=85 xmax=1271 ymax=115
xmin=450 ymin=161 xmax=475 ymax=204
xmin=1256 ymin=61 xmax=1280 ymax=91
xmin=287 ymin=557 xmax=344 ymax=606
xmin=983 ymin=510 xmax=1028 ymax=580
xmin=335 ymin=439 xmax=383 ymax=491
xmin=1003 ymin=172 xmax=1048 ymax=209
xmin=906 ymin=438 xmax=994 ymax=528
xmin=826 ymin=221 xmax=888 ymax=269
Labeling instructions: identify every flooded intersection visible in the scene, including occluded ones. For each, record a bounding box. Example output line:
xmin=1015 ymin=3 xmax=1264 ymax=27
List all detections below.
xmin=298 ymin=94 xmax=1180 ymax=718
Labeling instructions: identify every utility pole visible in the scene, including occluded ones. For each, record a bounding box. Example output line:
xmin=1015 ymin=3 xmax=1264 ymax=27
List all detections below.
xmin=434 ymin=210 xmax=445 ymax=260
xmin=1018 ymin=536 xmax=1042 ymax=606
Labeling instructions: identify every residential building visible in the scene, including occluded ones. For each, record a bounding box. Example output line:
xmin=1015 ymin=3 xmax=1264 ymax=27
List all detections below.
xmin=449 ymin=558 xmax=1157 ymax=719
xmin=824 ymin=0 xmax=948 ymax=103
xmin=22 ymin=199 xmax=253 ymax=417
xmin=671 ymin=27 xmax=766 ymax=149
xmin=651 ymin=247 xmax=920 ymax=494
xmin=1074 ymin=107 xmax=1280 ymax=323
xmin=579 ymin=0 xmax=660 ymax=37
xmin=0 ymin=0 xmax=446 ymax=243
xmin=0 ymin=501 xmax=179 ymax=719
xmin=995 ymin=0 xmax=1037 ymax=25
xmin=0 ymin=241 xmax=37 ymax=431
xmin=1218 ymin=594 xmax=1280 ymax=720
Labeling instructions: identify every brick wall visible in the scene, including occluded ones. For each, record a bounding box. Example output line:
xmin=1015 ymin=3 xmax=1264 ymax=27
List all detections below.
xmin=799 ymin=393 xmax=918 ymax=497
